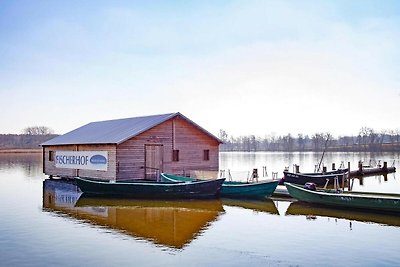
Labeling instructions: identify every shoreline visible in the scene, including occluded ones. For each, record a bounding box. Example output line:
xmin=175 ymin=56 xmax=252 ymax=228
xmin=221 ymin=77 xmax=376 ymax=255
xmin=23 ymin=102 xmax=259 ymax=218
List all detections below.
xmin=0 ymin=148 xmax=42 ymax=154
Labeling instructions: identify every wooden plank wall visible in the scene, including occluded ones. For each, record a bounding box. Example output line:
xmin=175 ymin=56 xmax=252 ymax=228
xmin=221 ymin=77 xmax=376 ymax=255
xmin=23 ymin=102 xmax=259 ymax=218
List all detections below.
xmin=116 ymin=116 xmax=220 ymax=180
xmin=43 ymin=144 xmax=117 ymax=180
xmin=116 ymin=121 xmax=173 ymax=180
xmin=44 ymin=145 xmax=75 ymax=178
xmin=169 ymin=117 xmax=219 ymax=176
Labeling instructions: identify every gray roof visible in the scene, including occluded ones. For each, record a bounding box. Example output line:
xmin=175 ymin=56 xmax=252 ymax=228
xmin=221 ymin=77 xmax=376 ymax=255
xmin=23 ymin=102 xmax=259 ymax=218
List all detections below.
xmin=41 ymin=112 xmax=222 ymax=146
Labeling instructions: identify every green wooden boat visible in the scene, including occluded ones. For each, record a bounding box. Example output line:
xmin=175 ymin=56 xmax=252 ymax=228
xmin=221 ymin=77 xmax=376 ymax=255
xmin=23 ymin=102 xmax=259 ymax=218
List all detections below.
xmin=285 ymin=182 xmax=400 ymax=213
xmin=75 ymin=176 xmax=225 ymax=199
xmin=161 ymin=173 xmax=279 ymax=199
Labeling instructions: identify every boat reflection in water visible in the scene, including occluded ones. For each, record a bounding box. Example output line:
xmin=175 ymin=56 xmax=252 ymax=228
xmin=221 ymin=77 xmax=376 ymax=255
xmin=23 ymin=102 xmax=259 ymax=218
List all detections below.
xmin=285 ymin=201 xmax=400 ymax=227
xmin=222 ymin=198 xmax=279 ymax=215
xmin=42 ymin=179 xmax=225 ymax=249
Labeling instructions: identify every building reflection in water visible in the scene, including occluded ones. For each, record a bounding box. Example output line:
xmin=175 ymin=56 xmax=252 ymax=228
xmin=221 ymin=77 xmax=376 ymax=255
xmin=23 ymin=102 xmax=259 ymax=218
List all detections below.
xmin=42 ymin=179 xmax=225 ymax=249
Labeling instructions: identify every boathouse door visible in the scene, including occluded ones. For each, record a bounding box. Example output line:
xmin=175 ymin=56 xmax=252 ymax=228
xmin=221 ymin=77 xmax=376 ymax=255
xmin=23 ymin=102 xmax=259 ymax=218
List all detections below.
xmin=145 ymin=144 xmax=164 ymax=180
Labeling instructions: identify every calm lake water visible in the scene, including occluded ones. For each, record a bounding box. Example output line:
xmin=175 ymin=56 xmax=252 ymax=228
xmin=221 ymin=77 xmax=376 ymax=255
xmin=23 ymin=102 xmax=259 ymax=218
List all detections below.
xmin=1 ymin=152 xmax=400 ymax=267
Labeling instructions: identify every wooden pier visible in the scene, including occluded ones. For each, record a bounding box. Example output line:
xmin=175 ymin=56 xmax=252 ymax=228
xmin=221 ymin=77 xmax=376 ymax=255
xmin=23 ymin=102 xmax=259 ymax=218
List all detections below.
xmin=288 ymin=161 xmax=396 ymax=178
xmin=348 ymin=161 xmax=396 ymax=178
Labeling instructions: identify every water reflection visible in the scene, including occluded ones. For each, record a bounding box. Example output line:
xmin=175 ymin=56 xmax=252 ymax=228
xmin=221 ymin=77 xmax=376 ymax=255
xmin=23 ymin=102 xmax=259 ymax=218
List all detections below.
xmin=222 ymin=198 xmax=279 ymax=215
xmin=42 ymin=179 xmax=225 ymax=249
xmin=43 ymin=179 xmax=82 ymax=208
xmin=286 ymin=201 xmax=400 ymax=227
xmin=0 ymin=153 xmax=42 ymax=178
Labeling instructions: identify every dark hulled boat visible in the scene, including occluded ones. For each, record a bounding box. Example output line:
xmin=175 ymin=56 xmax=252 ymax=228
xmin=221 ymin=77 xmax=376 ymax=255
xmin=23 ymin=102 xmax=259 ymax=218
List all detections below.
xmin=280 ymin=170 xmax=348 ymax=186
xmin=75 ymin=176 xmax=225 ymax=199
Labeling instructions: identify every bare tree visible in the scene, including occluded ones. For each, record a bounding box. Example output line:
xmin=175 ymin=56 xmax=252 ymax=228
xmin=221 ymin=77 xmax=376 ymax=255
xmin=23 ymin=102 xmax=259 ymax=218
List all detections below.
xmin=312 ymin=133 xmax=324 ymax=151
xmin=297 ymin=133 xmax=305 ymax=151
xmin=218 ymin=129 xmax=228 ymax=143
xmin=248 ymin=135 xmax=256 ymax=151
xmin=22 ymin=126 xmax=54 ymax=135
xmin=359 ymin=127 xmax=380 ymax=151
xmin=282 ymin=133 xmax=294 ymax=151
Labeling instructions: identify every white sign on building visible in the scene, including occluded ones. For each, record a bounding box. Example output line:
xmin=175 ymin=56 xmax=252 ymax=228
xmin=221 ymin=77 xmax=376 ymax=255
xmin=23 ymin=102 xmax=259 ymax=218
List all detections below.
xmin=55 ymin=151 xmax=108 ymax=171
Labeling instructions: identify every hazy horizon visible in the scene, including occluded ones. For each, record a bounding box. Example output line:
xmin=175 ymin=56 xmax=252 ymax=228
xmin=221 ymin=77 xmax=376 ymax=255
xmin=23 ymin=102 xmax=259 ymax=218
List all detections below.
xmin=1 ymin=1 xmax=399 ymax=137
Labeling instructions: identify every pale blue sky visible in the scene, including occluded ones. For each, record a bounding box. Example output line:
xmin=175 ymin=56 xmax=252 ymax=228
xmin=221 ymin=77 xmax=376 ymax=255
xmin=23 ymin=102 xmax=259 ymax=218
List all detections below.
xmin=1 ymin=0 xmax=399 ymax=137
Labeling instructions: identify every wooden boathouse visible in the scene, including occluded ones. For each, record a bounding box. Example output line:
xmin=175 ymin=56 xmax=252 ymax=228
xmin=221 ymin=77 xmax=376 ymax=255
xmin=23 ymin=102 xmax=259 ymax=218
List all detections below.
xmin=41 ymin=112 xmax=222 ymax=181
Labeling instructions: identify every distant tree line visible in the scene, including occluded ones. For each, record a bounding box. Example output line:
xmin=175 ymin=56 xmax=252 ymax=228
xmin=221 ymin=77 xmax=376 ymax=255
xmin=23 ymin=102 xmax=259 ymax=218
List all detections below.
xmin=0 ymin=126 xmax=58 ymax=149
xmin=218 ymin=127 xmax=400 ymax=152
xmin=0 ymin=134 xmax=58 ymax=149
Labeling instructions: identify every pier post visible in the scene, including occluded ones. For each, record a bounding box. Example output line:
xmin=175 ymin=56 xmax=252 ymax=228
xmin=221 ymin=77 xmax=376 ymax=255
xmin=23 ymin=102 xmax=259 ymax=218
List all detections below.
xmin=262 ymin=166 xmax=268 ymax=177
xmin=322 ymin=166 xmax=327 ymax=173
xmin=295 ymin=165 xmax=300 ymax=173
xmin=383 ymin=161 xmax=388 ymax=171
xmin=341 ymin=173 xmax=345 ymax=190
xmin=250 ymin=169 xmax=259 ymax=182
xmin=347 ymin=162 xmax=351 ymax=191
xmin=358 ymin=161 xmax=363 ymax=175
xmin=332 ymin=163 xmax=336 ymax=170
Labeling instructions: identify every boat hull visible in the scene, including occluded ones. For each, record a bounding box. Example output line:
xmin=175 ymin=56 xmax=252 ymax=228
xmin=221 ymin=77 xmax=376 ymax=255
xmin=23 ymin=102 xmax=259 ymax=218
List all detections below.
xmin=285 ymin=182 xmax=400 ymax=213
xmin=221 ymin=180 xmax=279 ymax=198
xmin=75 ymin=177 xmax=225 ymax=199
xmin=161 ymin=173 xmax=278 ymax=199
xmin=281 ymin=171 xmax=347 ymax=186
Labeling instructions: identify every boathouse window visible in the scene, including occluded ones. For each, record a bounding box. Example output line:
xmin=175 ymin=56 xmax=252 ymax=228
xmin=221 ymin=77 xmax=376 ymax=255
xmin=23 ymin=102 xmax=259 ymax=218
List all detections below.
xmin=203 ymin=149 xmax=210 ymax=161
xmin=172 ymin=150 xmax=179 ymax=162
xmin=49 ymin=151 xmax=54 ymax=161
